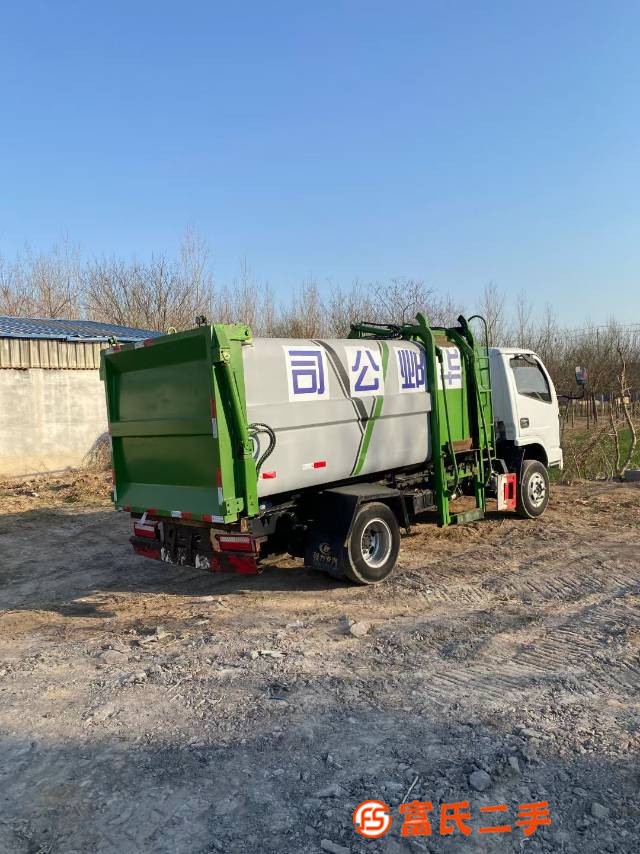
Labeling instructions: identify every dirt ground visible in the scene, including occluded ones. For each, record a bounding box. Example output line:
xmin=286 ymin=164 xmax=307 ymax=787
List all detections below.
xmin=0 ymin=474 xmax=639 ymax=854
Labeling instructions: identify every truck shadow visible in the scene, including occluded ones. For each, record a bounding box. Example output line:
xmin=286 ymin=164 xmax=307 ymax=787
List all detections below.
xmin=0 ymin=507 xmax=359 ymax=619
xmin=0 ymin=503 xmax=533 ymax=620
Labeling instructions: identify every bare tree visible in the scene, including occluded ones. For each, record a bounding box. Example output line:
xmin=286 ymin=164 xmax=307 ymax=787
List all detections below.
xmin=476 ymin=282 xmax=506 ymax=346
xmin=616 ymin=346 xmax=637 ymax=478
xmin=84 ymin=250 xmax=213 ymax=332
xmin=0 ymin=255 xmax=30 ymax=315
xmin=179 ymin=227 xmax=214 ymax=300
xmin=512 ymin=290 xmax=535 ymax=348
xmin=325 ymin=280 xmax=376 ymax=337
xmin=213 ymin=260 xmax=277 ymax=336
xmin=375 ymin=278 xmax=438 ymax=325
xmin=0 ymin=239 xmax=81 ymax=318
xmin=271 ymin=280 xmax=329 ymax=338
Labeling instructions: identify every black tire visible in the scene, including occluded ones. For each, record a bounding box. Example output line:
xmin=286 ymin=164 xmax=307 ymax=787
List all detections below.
xmin=342 ymin=502 xmax=401 ymax=585
xmin=516 ymin=459 xmax=550 ymax=519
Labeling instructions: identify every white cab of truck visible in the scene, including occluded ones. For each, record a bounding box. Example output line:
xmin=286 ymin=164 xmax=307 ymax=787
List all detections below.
xmin=489 ymin=348 xmax=563 ymax=471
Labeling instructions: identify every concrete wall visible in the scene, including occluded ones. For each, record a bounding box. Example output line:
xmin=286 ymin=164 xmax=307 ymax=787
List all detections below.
xmin=0 ymin=368 xmax=108 ymax=477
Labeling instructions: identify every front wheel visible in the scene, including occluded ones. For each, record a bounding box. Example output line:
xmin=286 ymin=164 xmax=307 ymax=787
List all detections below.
xmin=516 ymin=460 xmax=550 ymax=519
xmin=343 ymin=502 xmax=400 ymax=585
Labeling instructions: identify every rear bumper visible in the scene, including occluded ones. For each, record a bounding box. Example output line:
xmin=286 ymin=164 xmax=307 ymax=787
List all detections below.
xmin=129 ymin=527 xmax=260 ymax=575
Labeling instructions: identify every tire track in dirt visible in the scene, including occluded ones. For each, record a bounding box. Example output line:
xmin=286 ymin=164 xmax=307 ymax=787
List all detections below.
xmin=382 ymin=527 xmax=640 ymax=709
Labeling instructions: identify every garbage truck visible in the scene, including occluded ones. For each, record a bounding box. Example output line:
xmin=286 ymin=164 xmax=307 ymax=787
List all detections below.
xmin=101 ymin=313 xmax=562 ymax=584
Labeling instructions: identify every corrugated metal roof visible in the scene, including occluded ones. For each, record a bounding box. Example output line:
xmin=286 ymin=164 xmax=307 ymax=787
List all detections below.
xmin=0 ymin=338 xmax=107 ymax=370
xmin=0 ymin=316 xmax=161 ymax=342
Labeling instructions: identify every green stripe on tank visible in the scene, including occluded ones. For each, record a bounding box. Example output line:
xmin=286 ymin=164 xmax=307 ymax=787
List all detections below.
xmin=351 ymin=341 xmax=389 ymax=476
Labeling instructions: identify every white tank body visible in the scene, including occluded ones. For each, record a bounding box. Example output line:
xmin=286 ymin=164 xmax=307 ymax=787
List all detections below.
xmin=242 ymin=338 xmax=432 ymax=499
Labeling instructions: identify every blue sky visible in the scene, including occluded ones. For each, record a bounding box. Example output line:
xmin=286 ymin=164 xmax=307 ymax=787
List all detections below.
xmin=0 ymin=1 xmax=638 ymax=323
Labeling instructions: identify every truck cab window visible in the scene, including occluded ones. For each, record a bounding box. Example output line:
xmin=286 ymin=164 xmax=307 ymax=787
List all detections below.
xmin=510 ymin=356 xmax=551 ymax=403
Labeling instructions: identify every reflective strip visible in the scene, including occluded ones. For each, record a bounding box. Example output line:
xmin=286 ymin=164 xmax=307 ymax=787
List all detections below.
xmin=211 ymin=418 xmax=218 ymax=438
xmin=171 ymin=510 xmax=181 ymax=518
xmin=302 ymin=461 xmax=326 ymax=470
xmin=217 ymin=487 xmax=224 ymax=504
xmin=261 ymin=471 xmax=276 ymax=479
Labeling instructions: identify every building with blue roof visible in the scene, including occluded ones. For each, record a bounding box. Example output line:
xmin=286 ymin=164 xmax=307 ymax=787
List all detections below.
xmin=0 ymin=315 xmax=162 ymax=477
xmin=0 ymin=315 xmax=159 ymax=343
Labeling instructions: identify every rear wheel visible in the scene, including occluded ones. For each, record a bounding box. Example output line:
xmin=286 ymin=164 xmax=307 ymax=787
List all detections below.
xmin=343 ymin=502 xmax=400 ymax=585
xmin=516 ymin=459 xmax=550 ymax=518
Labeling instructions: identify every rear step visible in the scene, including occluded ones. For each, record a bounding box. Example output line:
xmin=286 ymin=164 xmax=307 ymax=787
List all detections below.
xmin=450 ymin=508 xmax=485 ymax=525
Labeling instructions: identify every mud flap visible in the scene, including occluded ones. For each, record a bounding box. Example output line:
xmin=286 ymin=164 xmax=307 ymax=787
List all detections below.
xmin=131 ymin=539 xmax=162 ymax=561
xmin=304 ymin=484 xmax=405 ymax=579
xmin=209 ymin=552 xmax=260 ymax=575
xmin=305 ymin=509 xmax=353 ymax=579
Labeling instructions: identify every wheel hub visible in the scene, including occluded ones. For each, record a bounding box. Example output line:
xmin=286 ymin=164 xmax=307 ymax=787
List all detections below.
xmin=360 ymin=519 xmax=392 ymax=569
xmin=527 ymin=471 xmax=547 ymax=507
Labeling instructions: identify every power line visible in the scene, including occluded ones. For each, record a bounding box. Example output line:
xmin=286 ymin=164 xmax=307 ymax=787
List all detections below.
xmin=559 ymin=323 xmax=640 ymax=340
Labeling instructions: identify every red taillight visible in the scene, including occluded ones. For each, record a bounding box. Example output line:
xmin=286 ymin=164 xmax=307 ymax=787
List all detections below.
xmin=313 ymin=460 xmax=326 ymax=469
xmin=134 ymin=521 xmax=157 ymax=539
xmin=261 ymin=471 xmax=276 ymax=479
xmin=217 ymin=534 xmax=254 ymax=552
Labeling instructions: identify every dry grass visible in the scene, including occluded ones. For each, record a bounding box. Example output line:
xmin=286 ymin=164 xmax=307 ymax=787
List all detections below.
xmin=0 ymin=468 xmax=112 ymax=513
xmin=82 ymin=432 xmax=112 ymax=471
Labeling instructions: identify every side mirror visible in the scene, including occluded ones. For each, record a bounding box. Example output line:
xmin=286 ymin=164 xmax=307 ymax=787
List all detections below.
xmin=575 ymin=366 xmax=588 ymax=387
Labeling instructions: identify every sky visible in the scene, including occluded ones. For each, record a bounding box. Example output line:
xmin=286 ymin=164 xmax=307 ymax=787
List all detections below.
xmin=0 ymin=1 xmax=639 ymax=324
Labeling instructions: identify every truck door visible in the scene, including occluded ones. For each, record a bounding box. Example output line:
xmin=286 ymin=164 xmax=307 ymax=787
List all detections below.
xmin=509 ymin=355 xmax=561 ymax=465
